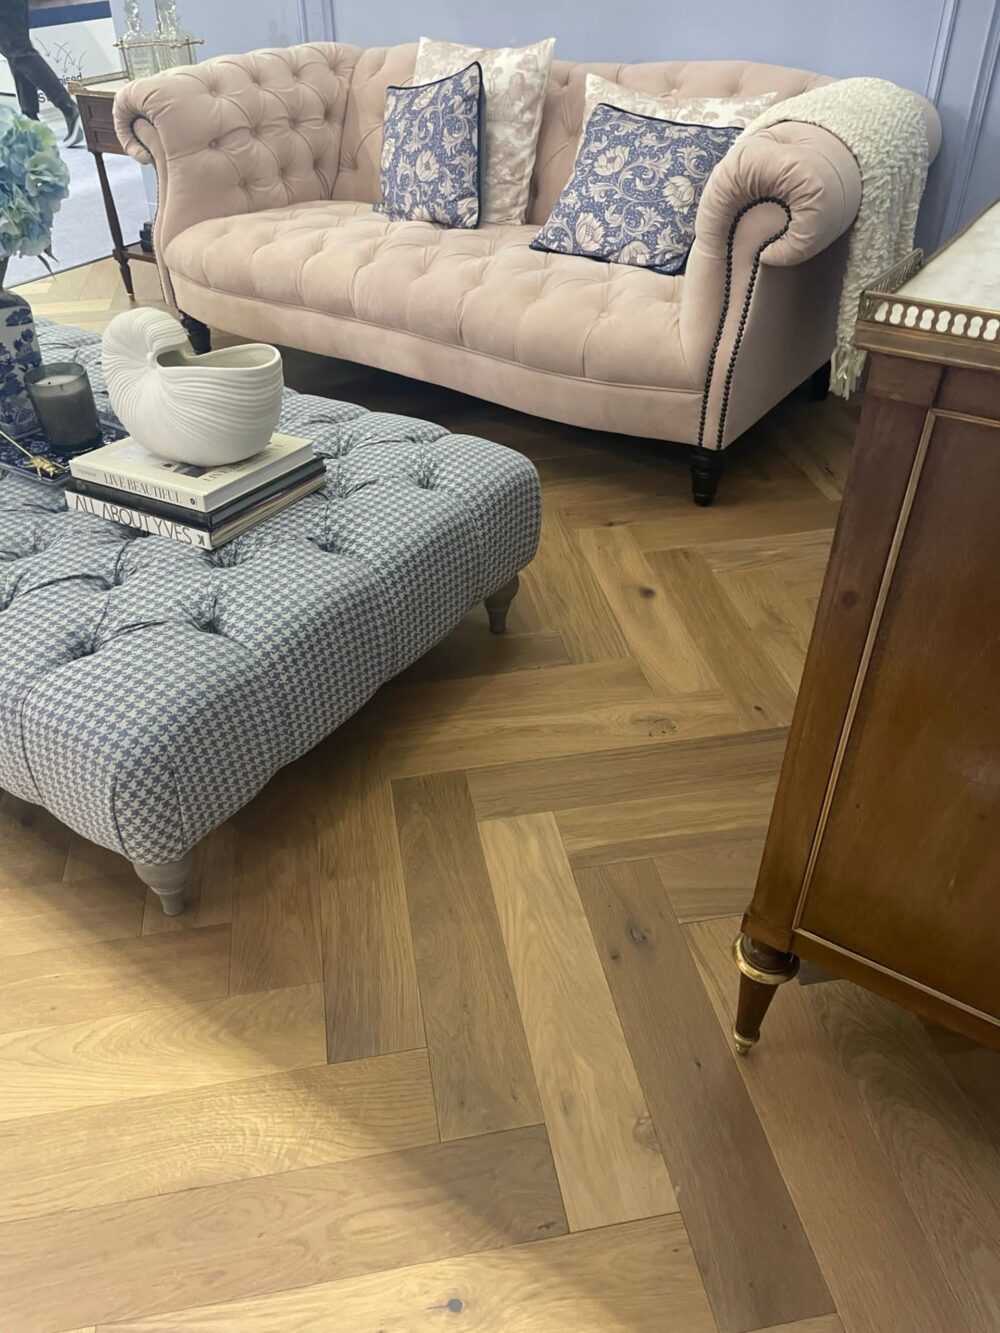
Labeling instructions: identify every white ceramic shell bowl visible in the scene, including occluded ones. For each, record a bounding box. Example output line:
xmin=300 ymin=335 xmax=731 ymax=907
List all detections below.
xmin=101 ymin=308 xmax=284 ymax=466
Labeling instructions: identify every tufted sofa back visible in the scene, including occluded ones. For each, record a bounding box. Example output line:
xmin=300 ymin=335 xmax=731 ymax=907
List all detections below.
xmin=333 ymin=45 xmax=832 ymax=222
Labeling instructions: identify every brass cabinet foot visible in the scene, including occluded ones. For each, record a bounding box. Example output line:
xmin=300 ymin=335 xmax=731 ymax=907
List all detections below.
xmin=732 ymin=934 xmax=799 ymax=1054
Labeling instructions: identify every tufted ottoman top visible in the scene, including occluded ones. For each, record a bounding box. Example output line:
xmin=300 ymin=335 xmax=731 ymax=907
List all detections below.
xmin=0 ymin=322 xmax=540 ymax=864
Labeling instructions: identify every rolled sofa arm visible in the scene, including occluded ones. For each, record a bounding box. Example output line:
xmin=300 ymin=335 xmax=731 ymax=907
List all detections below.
xmin=114 ymin=42 xmax=362 ymax=302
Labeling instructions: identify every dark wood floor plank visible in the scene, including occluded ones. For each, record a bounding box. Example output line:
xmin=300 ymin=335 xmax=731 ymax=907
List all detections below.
xmin=576 ymin=859 xmax=833 ymax=1332
xmin=393 ymin=771 xmax=542 ymax=1138
xmin=2 ymin=1124 xmax=567 ymax=1332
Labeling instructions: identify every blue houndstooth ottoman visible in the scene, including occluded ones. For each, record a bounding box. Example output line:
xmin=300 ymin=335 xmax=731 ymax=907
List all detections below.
xmin=0 ymin=322 xmax=540 ymax=913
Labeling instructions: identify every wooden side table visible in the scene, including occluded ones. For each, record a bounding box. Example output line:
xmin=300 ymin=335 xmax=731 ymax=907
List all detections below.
xmin=68 ymin=75 xmax=158 ymax=299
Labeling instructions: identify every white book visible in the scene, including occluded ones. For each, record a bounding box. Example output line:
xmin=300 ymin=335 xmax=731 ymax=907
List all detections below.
xmin=69 ymin=433 xmax=313 ymax=514
xmin=65 ymin=473 xmax=325 ymax=548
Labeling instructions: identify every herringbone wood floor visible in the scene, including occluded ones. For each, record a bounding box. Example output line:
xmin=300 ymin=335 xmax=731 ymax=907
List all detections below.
xmin=3 ymin=259 xmax=1000 ymax=1333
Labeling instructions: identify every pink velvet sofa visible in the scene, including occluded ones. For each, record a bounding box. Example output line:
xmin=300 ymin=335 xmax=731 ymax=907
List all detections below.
xmin=115 ymin=43 xmax=940 ymax=503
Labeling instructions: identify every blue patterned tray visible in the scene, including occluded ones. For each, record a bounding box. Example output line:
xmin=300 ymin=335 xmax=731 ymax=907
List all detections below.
xmin=0 ymin=412 xmax=127 ymax=486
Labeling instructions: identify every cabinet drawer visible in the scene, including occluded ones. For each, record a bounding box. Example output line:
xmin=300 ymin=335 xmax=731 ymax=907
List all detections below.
xmin=79 ymin=96 xmax=125 ymax=154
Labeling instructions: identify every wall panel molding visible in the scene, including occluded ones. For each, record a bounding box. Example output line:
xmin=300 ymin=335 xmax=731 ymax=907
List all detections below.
xmin=297 ymin=0 xmax=336 ymax=42
xmin=942 ymin=0 xmax=1000 ymax=238
xmin=925 ymin=0 xmax=959 ymax=100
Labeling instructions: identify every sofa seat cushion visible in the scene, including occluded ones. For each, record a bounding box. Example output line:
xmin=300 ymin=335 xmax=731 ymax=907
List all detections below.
xmin=164 ymin=201 xmax=691 ymax=391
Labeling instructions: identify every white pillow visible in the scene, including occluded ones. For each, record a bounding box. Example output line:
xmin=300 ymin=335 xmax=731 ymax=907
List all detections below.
xmin=579 ymin=73 xmax=780 ymax=149
xmin=414 ymin=36 xmax=556 ymax=225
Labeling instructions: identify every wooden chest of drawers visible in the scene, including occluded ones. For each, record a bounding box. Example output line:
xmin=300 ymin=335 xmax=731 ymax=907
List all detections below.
xmin=734 ymin=203 xmax=1000 ymax=1054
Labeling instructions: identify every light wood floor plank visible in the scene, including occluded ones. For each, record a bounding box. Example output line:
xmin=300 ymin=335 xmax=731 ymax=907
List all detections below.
xmin=653 ymin=826 xmax=766 ymax=922
xmin=100 ymin=1215 xmax=714 ymax=1332
xmin=520 ymin=509 xmax=630 ymax=663
xmin=0 ymin=923 xmax=230 ymax=1033
xmin=576 ymin=859 xmax=833 ymax=1332
xmin=393 ymin=771 xmax=542 ymax=1139
xmin=814 ymin=982 xmax=1000 ymax=1331
xmin=0 ymin=873 xmax=145 ymax=958
xmin=0 ymin=792 xmax=70 ymax=887
xmin=316 ymin=741 xmax=426 ymax=1062
xmin=2 ymin=1124 xmax=566 ymax=1332
xmin=0 ymin=983 xmax=326 ymax=1121
xmin=648 ymin=547 xmax=798 ymax=728
xmin=480 ymin=813 xmax=676 ymax=1230
xmin=0 ymin=1050 xmax=438 ymax=1224
xmin=468 ymin=727 xmax=786 ymax=821
xmin=632 ymin=495 xmax=840 ymax=552
xmin=576 ymin=525 xmax=718 ymax=696
xmin=228 ymin=772 xmax=323 ymax=995
xmin=688 ymin=915 xmax=971 ymax=1333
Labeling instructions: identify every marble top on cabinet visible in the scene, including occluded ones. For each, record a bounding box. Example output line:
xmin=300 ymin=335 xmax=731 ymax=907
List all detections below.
xmin=900 ymin=201 xmax=1000 ymax=314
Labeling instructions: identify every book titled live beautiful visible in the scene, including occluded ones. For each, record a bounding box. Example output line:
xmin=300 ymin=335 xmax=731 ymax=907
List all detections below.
xmin=66 ymin=472 xmax=326 ymax=549
xmin=69 ymin=433 xmax=313 ymax=513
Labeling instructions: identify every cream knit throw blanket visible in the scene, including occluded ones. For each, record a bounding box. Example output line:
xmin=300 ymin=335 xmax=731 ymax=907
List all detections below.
xmin=739 ymin=77 xmax=929 ymax=396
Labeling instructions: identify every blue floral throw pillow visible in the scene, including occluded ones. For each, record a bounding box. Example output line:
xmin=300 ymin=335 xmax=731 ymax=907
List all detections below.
xmin=530 ymin=104 xmax=740 ymax=274
xmin=376 ymin=62 xmax=484 ymax=228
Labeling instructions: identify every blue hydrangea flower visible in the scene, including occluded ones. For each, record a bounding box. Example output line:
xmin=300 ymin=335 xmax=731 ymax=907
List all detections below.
xmin=0 ymin=106 xmax=70 ymax=272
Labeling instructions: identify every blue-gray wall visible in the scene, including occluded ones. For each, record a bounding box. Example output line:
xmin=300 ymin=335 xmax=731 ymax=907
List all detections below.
xmin=113 ymin=0 xmax=1000 ymax=247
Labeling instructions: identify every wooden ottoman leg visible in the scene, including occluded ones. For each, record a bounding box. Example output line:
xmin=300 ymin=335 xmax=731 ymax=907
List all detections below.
xmin=133 ymin=853 xmax=194 ymax=916
xmin=484 ymin=575 xmax=519 ymax=634
xmin=732 ymin=934 xmax=800 ymax=1055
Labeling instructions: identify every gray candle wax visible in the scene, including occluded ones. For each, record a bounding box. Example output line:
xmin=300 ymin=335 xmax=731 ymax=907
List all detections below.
xmin=25 ymin=362 xmax=101 ymax=452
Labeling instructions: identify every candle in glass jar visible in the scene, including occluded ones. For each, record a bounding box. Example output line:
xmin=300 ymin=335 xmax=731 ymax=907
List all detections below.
xmin=25 ymin=362 xmax=102 ymax=453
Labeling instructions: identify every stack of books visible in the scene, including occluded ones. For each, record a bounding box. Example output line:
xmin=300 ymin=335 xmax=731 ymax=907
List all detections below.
xmin=65 ymin=433 xmax=324 ymax=549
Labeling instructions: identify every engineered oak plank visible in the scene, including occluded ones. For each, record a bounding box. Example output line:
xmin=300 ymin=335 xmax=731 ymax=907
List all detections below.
xmin=398 ymin=620 xmax=570 ymax=682
xmin=648 ymin=547 xmax=799 ymax=728
xmin=0 ymin=791 xmax=70 ymax=887
xmin=938 ymin=1045 xmax=1000 ymax=1158
xmin=316 ymin=742 xmax=425 ymax=1062
xmin=557 ymin=769 xmax=779 ymax=867
xmin=717 ymin=566 xmax=816 ymax=694
xmin=469 ymin=726 xmax=787 ymax=821
xmin=139 ymin=822 xmax=236 ymax=935
xmin=3 ymin=1124 xmax=567 ymax=1332
xmin=228 ymin=775 xmax=323 ymax=995
xmin=750 ymin=1320 xmax=844 ymax=1333
xmin=0 ymin=982 xmax=326 ymax=1121
xmin=393 ymin=772 xmax=542 ymax=1138
xmin=813 ymin=983 xmax=1000 ymax=1331
xmin=0 ymin=873 xmax=145 ymax=958
xmin=576 ymin=859 xmax=833 ymax=1332
xmin=653 ymin=826 xmax=766 ymax=922
xmin=631 ymin=494 xmax=840 ymax=552
xmin=0 ymin=1049 xmax=438 ymax=1224
xmin=688 ymin=916 xmax=971 ymax=1333
xmin=520 ymin=509 xmax=630 ymax=662
xmin=575 ymin=525 xmax=718 ymax=696
xmin=480 ymin=813 xmax=676 ymax=1229
xmin=0 ymin=923 xmax=231 ymax=1033
xmin=102 ymin=1214 xmax=715 ymax=1332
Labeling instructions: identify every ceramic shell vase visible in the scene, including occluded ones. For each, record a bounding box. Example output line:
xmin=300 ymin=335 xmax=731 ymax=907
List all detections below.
xmin=0 ymin=286 xmax=42 ymax=439
xmin=101 ymin=308 xmax=284 ymax=466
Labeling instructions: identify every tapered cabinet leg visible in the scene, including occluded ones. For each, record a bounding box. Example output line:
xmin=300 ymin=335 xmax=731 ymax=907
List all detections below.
xmin=689 ymin=446 xmax=725 ymax=506
xmin=179 ymin=312 xmax=211 ymax=354
xmin=133 ymin=853 xmax=194 ymax=916
xmin=732 ymin=934 xmax=800 ymax=1054
xmin=484 ymin=575 xmax=519 ymax=634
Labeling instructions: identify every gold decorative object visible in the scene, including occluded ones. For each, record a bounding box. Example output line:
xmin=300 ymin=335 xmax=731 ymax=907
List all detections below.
xmin=0 ymin=425 xmax=68 ymax=478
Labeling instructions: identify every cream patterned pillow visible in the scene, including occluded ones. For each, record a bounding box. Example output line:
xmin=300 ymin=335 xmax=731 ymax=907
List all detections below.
xmin=579 ymin=74 xmax=780 ymax=149
xmin=414 ymin=36 xmax=556 ymax=224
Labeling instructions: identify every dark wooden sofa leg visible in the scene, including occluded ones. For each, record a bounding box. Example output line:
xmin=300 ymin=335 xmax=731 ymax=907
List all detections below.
xmin=689 ymin=446 xmax=725 ymax=507
xmin=180 ymin=312 xmax=211 ymax=354
xmin=807 ymin=360 xmax=831 ymax=400
xmin=732 ymin=934 xmax=800 ymax=1055
xmin=484 ymin=575 xmax=519 ymax=634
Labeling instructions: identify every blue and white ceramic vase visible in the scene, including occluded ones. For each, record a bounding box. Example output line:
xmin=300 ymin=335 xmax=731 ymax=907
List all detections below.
xmin=0 ymin=285 xmax=42 ymax=439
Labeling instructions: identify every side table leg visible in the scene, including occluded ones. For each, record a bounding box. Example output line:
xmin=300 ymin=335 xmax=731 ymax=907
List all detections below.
xmin=93 ymin=150 xmax=134 ymax=299
xmin=133 ymin=853 xmax=193 ymax=916
xmin=732 ymin=934 xmax=800 ymax=1055
xmin=484 ymin=575 xmax=519 ymax=634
